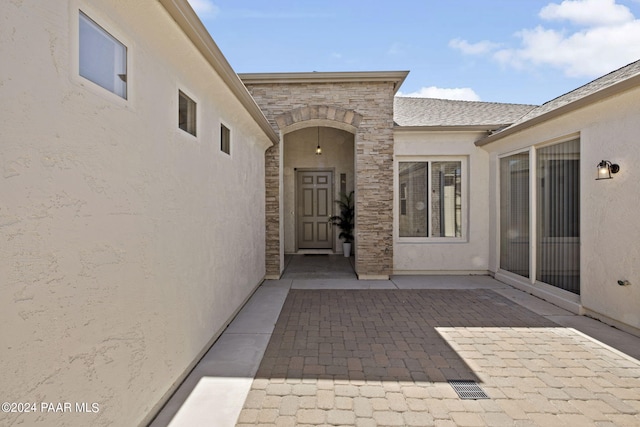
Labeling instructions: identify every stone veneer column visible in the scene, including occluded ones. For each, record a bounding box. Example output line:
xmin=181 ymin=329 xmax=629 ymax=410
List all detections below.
xmin=264 ymin=141 xmax=281 ymax=278
xmin=243 ymin=81 xmax=396 ymax=279
xmin=352 ymin=91 xmax=395 ymax=279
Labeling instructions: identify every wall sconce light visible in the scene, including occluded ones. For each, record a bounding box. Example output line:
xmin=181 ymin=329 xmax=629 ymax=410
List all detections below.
xmin=596 ymin=160 xmax=620 ymax=180
xmin=315 ymin=127 xmax=322 ymax=155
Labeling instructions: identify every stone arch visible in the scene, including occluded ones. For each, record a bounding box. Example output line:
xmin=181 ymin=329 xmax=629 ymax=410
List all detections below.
xmin=275 ymin=105 xmax=363 ymax=133
xmin=262 ymin=100 xmax=394 ymax=280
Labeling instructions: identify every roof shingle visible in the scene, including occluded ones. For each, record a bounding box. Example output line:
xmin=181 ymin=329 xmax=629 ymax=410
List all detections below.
xmin=505 ymin=59 xmax=640 ymax=129
xmin=393 ymin=97 xmax=536 ymax=128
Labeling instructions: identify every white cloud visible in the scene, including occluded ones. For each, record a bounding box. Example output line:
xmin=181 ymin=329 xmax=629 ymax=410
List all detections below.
xmin=449 ymin=38 xmax=500 ymax=55
xmin=540 ymin=0 xmax=634 ymax=26
xmin=187 ymin=0 xmax=220 ymax=19
xmin=451 ymin=0 xmax=640 ymax=78
xmin=397 ymin=86 xmax=481 ymax=101
xmin=495 ymin=21 xmax=640 ymax=77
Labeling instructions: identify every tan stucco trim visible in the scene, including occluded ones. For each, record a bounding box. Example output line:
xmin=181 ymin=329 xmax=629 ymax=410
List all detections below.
xmin=158 ymin=0 xmax=278 ymax=145
xmin=239 ymin=71 xmax=410 ymax=95
xmin=476 ymin=72 xmax=640 ymax=147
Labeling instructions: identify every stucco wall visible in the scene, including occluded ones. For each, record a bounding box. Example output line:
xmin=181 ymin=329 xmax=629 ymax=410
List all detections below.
xmin=1 ymin=1 xmax=270 ymax=426
xmin=482 ymin=88 xmax=640 ymax=333
xmin=393 ymin=130 xmax=490 ymax=273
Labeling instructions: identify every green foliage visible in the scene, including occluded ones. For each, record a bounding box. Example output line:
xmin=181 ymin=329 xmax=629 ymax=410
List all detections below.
xmin=328 ymin=191 xmax=354 ymax=243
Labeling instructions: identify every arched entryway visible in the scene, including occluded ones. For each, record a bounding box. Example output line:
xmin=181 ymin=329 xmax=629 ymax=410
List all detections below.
xmin=239 ymin=72 xmax=405 ymax=280
xmin=283 ymin=125 xmax=355 ymax=255
xmin=267 ymin=105 xmax=362 ymax=278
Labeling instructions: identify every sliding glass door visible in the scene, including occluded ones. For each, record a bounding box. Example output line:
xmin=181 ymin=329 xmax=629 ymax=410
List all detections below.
xmin=500 ymin=153 xmax=530 ymax=278
xmin=536 ymin=140 xmax=580 ymax=293
xmin=499 ymin=139 xmax=580 ymax=294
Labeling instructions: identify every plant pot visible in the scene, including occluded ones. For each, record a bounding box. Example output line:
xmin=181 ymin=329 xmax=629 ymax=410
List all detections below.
xmin=343 ymin=242 xmax=352 ymax=257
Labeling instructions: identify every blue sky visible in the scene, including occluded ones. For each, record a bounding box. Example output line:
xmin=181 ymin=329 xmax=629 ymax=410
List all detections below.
xmin=188 ymin=0 xmax=640 ymax=105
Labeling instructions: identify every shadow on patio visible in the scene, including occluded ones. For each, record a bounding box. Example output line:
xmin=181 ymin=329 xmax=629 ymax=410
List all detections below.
xmin=236 ymin=288 xmax=640 ymax=426
xmin=254 ymin=288 xmax=555 ymax=384
xmin=149 ymin=256 xmax=640 ymax=427
xmin=281 ymin=254 xmax=356 ymax=280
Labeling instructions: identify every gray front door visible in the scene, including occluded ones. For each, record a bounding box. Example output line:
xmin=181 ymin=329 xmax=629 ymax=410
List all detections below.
xmin=297 ymin=170 xmax=333 ymax=249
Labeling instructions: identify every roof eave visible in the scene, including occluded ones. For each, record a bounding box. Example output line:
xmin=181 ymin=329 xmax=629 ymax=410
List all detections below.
xmin=394 ymin=125 xmax=502 ymax=133
xmin=476 ymin=72 xmax=640 ymax=147
xmin=240 ymin=71 xmax=410 ymax=95
xmin=158 ymin=0 xmax=278 ymax=145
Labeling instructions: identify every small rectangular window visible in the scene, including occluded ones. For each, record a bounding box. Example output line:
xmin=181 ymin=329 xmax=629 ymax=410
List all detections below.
xmin=220 ymin=124 xmax=230 ymax=154
xmin=178 ymin=91 xmax=196 ymax=136
xmin=79 ymin=12 xmax=127 ymax=98
xmin=398 ymin=160 xmax=462 ymax=238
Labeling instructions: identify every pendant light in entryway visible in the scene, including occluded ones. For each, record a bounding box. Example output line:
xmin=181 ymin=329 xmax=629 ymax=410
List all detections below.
xmin=315 ymin=126 xmax=322 ymax=155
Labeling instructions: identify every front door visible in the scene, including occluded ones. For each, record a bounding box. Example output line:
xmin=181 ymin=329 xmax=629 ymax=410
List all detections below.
xmin=297 ymin=170 xmax=333 ymax=249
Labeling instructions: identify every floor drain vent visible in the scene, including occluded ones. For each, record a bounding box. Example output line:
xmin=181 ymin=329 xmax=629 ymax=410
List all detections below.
xmin=448 ymin=380 xmax=489 ymax=400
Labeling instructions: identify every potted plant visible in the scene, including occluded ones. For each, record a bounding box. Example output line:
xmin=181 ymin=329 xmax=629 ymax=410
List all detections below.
xmin=329 ymin=191 xmax=354 ymax=257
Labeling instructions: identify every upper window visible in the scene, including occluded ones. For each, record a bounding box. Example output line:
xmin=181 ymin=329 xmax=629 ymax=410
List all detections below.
xmin=398 ymin=160 xmax=463 ymax=238
xmin=79 ymin=12 xmax=127 ymax=98
xmin=178 ymin=91 xmax=197 ymax=136
xmin=220 ymin=124 xmax=231 ymax=154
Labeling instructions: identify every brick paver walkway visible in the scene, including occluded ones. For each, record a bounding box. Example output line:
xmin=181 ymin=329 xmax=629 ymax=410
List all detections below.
xmin=236 ymin=289 xmax=640 ymax=426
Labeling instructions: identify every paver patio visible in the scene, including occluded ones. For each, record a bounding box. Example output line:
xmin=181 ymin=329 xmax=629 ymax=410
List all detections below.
xmin=236 ymin=289 xmax=640 ymax=426
xmin=150 ymin=256 xmax=640 ymax=427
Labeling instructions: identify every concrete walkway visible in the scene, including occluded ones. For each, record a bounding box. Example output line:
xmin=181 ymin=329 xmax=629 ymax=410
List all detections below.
xmin=149 ymin=257 xmax=640 ymax=427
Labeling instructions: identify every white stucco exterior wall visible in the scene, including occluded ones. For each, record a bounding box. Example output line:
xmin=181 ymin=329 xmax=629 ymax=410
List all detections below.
xmin=1 ymin=1 xmax=271 ymax=426
xmin=482 ymin=88 xmax=640 ymax=333
xmin=393 ymin=130 xmax=490 ymax=274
